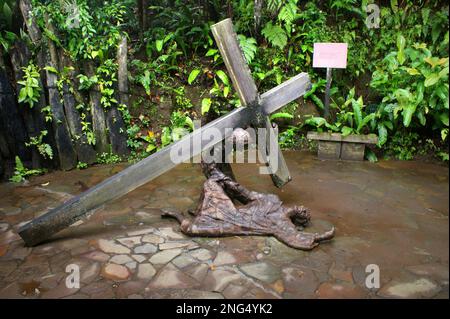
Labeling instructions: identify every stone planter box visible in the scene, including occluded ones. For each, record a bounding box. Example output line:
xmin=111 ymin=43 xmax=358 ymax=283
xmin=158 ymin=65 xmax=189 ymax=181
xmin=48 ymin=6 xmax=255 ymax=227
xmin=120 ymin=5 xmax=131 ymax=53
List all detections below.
xmin=307 ymin=132 xmax=378 ymax=161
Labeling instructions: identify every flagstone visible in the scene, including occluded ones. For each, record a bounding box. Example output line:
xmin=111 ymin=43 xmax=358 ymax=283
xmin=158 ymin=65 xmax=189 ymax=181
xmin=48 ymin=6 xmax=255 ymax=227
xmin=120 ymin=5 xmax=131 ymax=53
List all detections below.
xmin=117 ymin=236 xmax=142 ymax=248
xmin=97 ymin=239 xmax=130 ymax=254
xmin=110 ymin=255 xmax=134 ymax=265
xmin=377 ymin=278 xmax=440 ymax=298
xmin=189 ymin=248 xmax=214 ymax=261
xmin=147 ymin=263 xmax=197 ymax=289
xmin=142 ymin=234 xmax=164 ymax=244
xmin=137 ymin=263 xmax=156 ymax=280
xmin=149 ymin=248 xmax=182 ymax=264
xmin=133 ymin=243 xmax=158 ymax=254
xmin=101 ymin=263 xmax=131 ymax=281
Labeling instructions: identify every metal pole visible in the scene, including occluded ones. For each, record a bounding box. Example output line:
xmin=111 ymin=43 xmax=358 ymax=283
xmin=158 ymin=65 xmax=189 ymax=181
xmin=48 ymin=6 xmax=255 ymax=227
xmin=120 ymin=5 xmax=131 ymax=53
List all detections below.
xmin=324 ymin=67 xmax=332 ymax=119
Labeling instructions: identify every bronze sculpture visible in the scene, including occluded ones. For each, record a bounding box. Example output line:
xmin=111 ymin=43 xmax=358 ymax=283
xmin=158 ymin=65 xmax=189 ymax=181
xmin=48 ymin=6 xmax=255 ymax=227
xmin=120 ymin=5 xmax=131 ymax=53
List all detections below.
xmin=163 ymin=161 xmax=335 ymax=250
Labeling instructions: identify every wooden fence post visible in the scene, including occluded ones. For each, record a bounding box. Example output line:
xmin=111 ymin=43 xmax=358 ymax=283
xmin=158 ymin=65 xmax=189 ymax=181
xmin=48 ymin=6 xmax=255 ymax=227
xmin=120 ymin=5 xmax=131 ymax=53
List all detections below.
xmin=108 ymin=35 xmax=131 ymax=157
xmin=86 ymin=61 xmax=109 ymax=154
xmin=43 ymin=14 xmax=77 ymax=170
xmin=58 ymin=52 xmax=97 ymax=165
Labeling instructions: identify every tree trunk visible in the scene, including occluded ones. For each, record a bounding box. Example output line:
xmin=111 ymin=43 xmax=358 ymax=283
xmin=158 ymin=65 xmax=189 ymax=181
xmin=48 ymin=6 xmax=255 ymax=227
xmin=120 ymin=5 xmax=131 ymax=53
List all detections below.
xmin=254 ymin=0 xmax=263 ymax=36
xmin=142 ymin=0 xmax=148 ymax=30
xmin=117 ymin=36 xmax=129 ymax=108
xmin=227 ymin=0 xmax=233 ymax=18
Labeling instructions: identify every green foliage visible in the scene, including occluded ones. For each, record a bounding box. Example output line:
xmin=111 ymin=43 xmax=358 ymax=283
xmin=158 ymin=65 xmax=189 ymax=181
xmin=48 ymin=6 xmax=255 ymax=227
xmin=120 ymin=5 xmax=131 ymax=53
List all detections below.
xmin=188 ymin=69 xmax=201 ymax=85
xmin=17 ymin=62 xmax=42 ymax=109
xmin=371 ymin=41 xmax=449 ymax=142
xmin=130 ymin=34 xmax=182 ymax=97
xmin=41 ymin=105 xmax=53 ymax=123
xmin=140 ymin=111 xmax=194 ymax=154
xmin=304 ymin=79 xmax=326 ymax=110
xmin=270 ymin=113 xmax=294 ymax=120
xmin=3 ymin=0 xmax=449 ymax=163
xmin=97 ymin=59 xmax=119 ymax=109
xmin=384 ymin=131 xmax=420 ymax=161
xmin=201 ymin=98 xmax=212 ymax=115
xmin=25 ymin=130 xmax=53 ymax=160
xmin=80 ymin=111 xmax=96 ymax=146
xmin=0 ymin=30 xmax=16 ymax=51
xmin=304 ymin=88 xmax=378 ymax=137
xmin=0 ymin=0 xmax=15 ymax=31
xmin=76 ymin=162 xmax=88 ymax=169
xmin=77 ymin=74 xmax=98 ymax=91
xmin=278 ymin=126 xmax=299 ymax=149
xmin=10 ymin=156 xmax=45 ymax=183
xmin=33 ymin=0 xmax=127 ymax=60
xmin=96 ymin=148 xmax=122 ymax=164
xmin=173 ymin=86 xmax=193 ymax=110
xmin=262 ymin=22 xmax=287 ymax=49
xmin=238 ymin=34 xmax=257 ymax=63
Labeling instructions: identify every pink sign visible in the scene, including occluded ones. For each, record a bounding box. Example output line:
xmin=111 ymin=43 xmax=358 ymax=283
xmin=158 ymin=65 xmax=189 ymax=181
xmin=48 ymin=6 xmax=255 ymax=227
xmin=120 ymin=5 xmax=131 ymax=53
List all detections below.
xmin=313 ymin=43 xmax=348 ymax=69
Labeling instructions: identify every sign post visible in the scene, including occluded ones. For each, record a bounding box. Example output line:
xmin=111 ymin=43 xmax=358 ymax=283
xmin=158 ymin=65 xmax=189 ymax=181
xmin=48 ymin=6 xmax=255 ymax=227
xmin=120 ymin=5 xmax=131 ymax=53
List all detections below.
xmin=313 ymin=43 xmax=348 ymax=119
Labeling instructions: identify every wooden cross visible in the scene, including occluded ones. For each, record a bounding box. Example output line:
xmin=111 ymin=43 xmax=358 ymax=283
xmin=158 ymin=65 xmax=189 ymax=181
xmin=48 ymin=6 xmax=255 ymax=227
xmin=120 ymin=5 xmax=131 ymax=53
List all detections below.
xmin=18 ymin=19 xmax=311 ymax=246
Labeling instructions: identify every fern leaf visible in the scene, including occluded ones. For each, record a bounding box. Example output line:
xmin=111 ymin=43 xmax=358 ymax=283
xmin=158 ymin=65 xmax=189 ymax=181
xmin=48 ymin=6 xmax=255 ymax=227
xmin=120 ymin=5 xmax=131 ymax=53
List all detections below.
xmin=237 ymin=34 xmax=257 ymax=64
xmin=278 ymin=0 xmax=298 ymax=25
xmin=262 ymin=22 xmax=287 ymax=49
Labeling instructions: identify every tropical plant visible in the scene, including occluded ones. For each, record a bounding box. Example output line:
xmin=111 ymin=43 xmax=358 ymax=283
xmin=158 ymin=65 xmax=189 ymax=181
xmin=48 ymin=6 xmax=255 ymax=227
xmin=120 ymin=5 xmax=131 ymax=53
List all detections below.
xmin=10 ymin=156 xmax=46 ymax=183
xmin=17 ymin=62 xmax=42 ymax=108
xmin=25 ymin=130 xmax=53 ymax=160
xmin=303 ymin=88 xmax=379 ymax=140
xmin=371 ymin=38 xmax=449 ymax=143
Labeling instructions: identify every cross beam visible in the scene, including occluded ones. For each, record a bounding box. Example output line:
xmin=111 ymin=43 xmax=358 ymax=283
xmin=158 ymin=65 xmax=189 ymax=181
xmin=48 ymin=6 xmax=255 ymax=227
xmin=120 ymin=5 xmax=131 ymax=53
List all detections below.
xmin=211 ymin=18 xmax=298 ymax=187
xmin=18 ymin=19 xmax=311 ymax=246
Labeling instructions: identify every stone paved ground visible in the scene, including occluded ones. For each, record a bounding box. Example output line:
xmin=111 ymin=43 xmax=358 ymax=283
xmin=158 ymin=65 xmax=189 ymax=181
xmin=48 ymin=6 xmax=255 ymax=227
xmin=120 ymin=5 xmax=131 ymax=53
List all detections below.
xmin=0 ymin=151 xmax=448 ymax=299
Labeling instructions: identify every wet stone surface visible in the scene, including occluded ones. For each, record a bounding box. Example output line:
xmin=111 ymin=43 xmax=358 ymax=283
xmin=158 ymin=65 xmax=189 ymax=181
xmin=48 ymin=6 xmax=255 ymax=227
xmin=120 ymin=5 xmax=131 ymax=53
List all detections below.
xmin=0 ymin=151 xmax=448 ymax=298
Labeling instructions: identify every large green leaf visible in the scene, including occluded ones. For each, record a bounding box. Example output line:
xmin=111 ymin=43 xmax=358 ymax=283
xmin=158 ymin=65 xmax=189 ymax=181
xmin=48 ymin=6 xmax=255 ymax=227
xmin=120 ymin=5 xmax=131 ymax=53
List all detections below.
xmin=304 ymin=117 xmax=327 ymax=127
xmin=424 ymin=73 xmax=440 ymax=87
xmin=201 ymin=98 xmax=211 ymax=115
xmin=262 ymin=22 xmax=287 ymax=49
xmin=396 ymin=34 xmax=406 ymax=65
xmin=2 ymin=2 xmax=12 ymax=29
xmin=278 ymin=0 xmax=298 ymax=25
xmin=402 ymin=105 xmax=417 ymax=127
xmin=155 ymin=40 xmax=164 ymax=52
xmin=215 ymin=70 xmax=229 ymax=86
xmin=357 ymin=113 xmax=376 ymax=133
xmin=377 ymin=123 xmax=388 ymax=146
xmin=440 ymin=112 xmax=449 ymax=126
xmin=188 ymin=69 xmax=200 ymax=85
xmin=417 ymin=111 xmax=426 ymax=126
xmin=270 ymin=112 xmax=294 ymax=120
xmin=365 ymin=148 xmax=378 ymax=163
xmin=352 ymin=96 xmax=364 ymax=129
xmin=341 ymin=126 xmax=354 ymax=136
xmin=237 ymin=35 xmax=257 ymax=64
